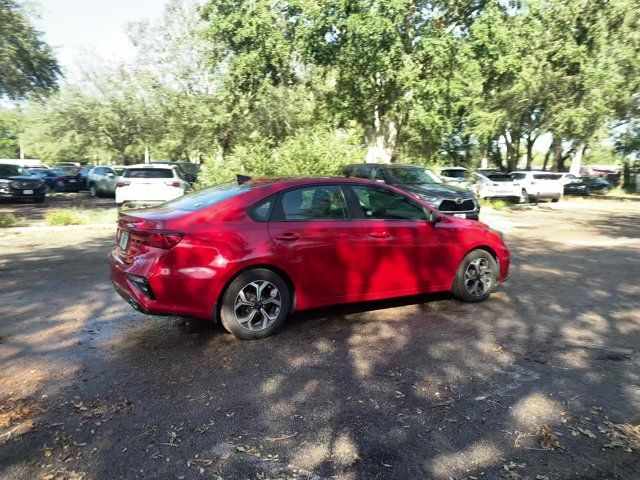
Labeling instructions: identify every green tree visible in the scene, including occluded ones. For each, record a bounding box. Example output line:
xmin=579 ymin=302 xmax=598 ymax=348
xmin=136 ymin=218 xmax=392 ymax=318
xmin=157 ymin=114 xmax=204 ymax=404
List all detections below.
xmin=0 ymin=0 xmax=61 ymax=99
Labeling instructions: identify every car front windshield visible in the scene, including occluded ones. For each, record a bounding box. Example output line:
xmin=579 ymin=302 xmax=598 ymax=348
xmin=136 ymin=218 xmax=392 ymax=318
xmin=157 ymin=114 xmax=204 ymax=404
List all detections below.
xmin=0 ymin=164 xmax=29 ymax=176
xmin=388 ymin=167 xmax=443 ymax=185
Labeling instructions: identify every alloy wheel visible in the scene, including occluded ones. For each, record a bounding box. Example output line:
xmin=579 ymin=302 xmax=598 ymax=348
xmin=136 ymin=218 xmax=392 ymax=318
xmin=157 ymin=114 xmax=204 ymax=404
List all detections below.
xmin=233 ymin=280 xmax=282 ymax=331
xmin=464 ymin=258 xmax=493 ymax=297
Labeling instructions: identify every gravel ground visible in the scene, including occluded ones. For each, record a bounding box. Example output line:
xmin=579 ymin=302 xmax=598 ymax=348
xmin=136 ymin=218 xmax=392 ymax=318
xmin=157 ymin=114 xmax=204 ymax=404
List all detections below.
xmin=0 ymin=198 xmax=639 ymax=480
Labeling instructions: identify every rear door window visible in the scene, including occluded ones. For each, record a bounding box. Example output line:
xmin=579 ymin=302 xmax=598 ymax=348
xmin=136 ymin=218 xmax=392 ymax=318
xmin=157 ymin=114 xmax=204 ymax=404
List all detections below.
xmin=277 ymin=185 xmax=348 ymax=221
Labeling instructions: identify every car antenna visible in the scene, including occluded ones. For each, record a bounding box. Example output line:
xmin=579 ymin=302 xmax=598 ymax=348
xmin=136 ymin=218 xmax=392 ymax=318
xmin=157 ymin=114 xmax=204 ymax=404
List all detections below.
xmin=236 ymin=174 xmax=252 ymax=185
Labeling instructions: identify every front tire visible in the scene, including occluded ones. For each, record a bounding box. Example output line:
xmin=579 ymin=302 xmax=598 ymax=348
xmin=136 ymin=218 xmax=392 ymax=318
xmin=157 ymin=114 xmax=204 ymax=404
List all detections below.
xmin=519 ymin=189 xmax=528 ymax=204
xmin=452 ymin=250 xmax=499 ymax=303
xmin=219 ymin=269 xmax=291 ymax=340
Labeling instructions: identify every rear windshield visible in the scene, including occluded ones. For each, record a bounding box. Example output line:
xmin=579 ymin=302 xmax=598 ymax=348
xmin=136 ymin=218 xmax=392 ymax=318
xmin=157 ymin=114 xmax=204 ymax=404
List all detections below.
xmin=161 ymin=182 xmax=254 ymax=211
xmin=441 ymin=169 xmax=466 ymax=178
xmin=124 ymin=168 xmax=174 ymax=179
xmin=487 ymin=174 xmax=513 ymax=182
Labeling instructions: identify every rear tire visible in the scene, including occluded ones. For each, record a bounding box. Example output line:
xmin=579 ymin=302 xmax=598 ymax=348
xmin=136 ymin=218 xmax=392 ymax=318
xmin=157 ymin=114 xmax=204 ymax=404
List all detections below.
xmin=452 ymin=249 xmax=499 ymax=303
xmin=551 ymin=197 xmax=560 ymax=203
xmin=219 ymin=269 xmax=291 ymax=340
xmin=519 ymin=189 xmax=528 ymax=204
xmin=89 ymin=183 xmax=98 ymax=198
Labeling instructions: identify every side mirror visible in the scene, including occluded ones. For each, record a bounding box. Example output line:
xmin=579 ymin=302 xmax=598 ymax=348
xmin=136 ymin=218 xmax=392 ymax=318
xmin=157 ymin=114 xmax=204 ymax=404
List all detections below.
xmin=426 ymin=209 xmax=440 ymax=223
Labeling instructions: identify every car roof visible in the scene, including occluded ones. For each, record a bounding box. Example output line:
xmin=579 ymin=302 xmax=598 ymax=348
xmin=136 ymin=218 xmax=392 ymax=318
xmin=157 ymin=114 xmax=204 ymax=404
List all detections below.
xmin=127 ymin=164 xmax=176 ymax=169
xmin=240 ymin=176 xmax=403 ymax=189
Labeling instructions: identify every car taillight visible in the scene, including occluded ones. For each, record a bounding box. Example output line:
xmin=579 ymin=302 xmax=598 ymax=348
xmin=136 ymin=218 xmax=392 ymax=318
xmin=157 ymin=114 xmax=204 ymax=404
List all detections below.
xmin=165 ymin=181 xmax=181 ymax=188
xmin=131 ymin=230 xmax=184 ymax=249
xmin=116 ymin=181 xmax=131 ymax=188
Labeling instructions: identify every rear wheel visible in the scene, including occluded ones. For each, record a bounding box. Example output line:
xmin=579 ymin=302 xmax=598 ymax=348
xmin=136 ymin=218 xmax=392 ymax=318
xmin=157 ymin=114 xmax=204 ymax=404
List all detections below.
xmin=452 ymin=250 xmax=499 ymax=303
xmin=219 ymin=269 xmax=291 ymax=340
xmin=519 ymin=189 xmax=528 ymax=204
xmin=551 ymin=196 xmax=560 ymax=203
xmin=89 ymin=183 xmax=98 ymax=198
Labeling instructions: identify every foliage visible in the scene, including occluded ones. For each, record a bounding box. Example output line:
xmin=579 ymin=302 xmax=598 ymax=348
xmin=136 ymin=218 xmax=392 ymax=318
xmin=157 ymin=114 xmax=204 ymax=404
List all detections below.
xmin=0 ymin=213 xmax=17 ymax=228
xmin=0 ymin=108 xmax=22 ymax=157
xmin=198 ymin=126 xmax=366 ymax=185
xmin=0 ymin=0 xmax=60 ymax=99
xmin=4 ymin=0 xmax=640 ymax=174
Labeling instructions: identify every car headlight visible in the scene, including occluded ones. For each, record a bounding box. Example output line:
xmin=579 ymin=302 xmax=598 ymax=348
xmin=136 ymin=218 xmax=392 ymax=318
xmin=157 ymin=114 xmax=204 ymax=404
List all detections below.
xmin=416 ymin=193 xmax=439 ymax=204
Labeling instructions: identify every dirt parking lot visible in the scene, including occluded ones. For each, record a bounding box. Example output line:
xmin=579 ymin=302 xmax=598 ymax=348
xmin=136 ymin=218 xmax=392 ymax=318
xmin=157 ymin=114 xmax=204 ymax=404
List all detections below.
xmin=0 ymin=198 xmax=639 ymax=480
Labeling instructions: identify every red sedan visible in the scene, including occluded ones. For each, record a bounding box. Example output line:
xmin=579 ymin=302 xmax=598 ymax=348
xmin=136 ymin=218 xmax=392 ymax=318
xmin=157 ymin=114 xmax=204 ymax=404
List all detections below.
xmin=109 ymin=177 xmax=510 ymax=339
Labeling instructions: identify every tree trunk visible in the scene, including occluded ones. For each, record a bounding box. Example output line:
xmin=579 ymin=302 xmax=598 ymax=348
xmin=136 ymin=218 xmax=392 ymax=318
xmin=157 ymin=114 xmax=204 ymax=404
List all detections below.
xmin=503 ymin=131 xmax=518 ymax=172
xmin=525 ymin=133 xmax=535 ymax=171
xmin=569 ymin=142 xmax=587 ymax=175
xmin=366 ymin=104 xmax=399 ymax=163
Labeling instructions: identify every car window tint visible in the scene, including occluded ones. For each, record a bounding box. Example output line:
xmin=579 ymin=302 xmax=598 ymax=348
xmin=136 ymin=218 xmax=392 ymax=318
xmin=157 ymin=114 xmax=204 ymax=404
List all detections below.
xmin=342 ymin=166 xmax=354 ymax=177
xmin=510 ymin=173 xmax=526 ymax=180
xmin=533 ymin=173 xmax=558 ymax=180
xmin=371 ymin=166 xmax=385 ymax=181
xmin=351 ymin=185 xmax=427 ymax=220
xmin=249 ymin=196 xmax=275 ymax=222
xmin=487 ymin=174 xmax=512 ymax=182
xmin=163 ymin=182 xmax=253 ymax=211
xmin=355 ymin=165 xmax=371 ymax=179
xmin=280 ymin=186 xmax=347 ymax=220
xmin=124 ymin=168 xmax=174 ymax=179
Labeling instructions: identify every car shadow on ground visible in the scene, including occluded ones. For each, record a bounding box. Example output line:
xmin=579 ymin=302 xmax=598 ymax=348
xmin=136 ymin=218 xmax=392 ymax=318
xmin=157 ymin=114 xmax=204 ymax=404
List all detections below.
xmin=1 ymin=220 xmax=640 ymax=479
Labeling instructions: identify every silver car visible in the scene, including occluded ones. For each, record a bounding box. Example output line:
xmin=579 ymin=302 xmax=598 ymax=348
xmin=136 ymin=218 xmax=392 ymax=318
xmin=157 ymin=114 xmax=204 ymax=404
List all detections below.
xmin=87 ymin=166 xmax=125 ymax=197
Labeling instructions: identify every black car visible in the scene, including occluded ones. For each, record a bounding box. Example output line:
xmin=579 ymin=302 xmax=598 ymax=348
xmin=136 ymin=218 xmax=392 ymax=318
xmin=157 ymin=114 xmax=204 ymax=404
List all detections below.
xmin=580 ymin=175 xmax=612 ymax=194
xmin=341 ymin=163 xmax=479 ymax=219
xmin=29 ymin=168 xmax=82 ymax=192
xmin=75 ymin=165 xmax=94 ymax=190
xmin=0 ymin=163 xmax=46 ymax=203
xmin=564 ymin=181 xmax=589 ymax=196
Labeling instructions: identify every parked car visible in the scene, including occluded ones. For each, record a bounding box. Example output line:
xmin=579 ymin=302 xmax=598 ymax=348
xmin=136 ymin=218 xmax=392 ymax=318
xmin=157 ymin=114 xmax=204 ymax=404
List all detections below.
xmin=439 ymin=167 xmax=468 ymax=187
xmin=109 ymin=176 xmax=510 ymax=339
xmin=75 ymin=165 xmax=94 ymax=190
xmin=563 ymin=180 xmax=590 ymax=196
xmin=147 ymin=161 xmax=201 ymax=183
xmin=580 ymin=175 xmax=612 ymax=194
xmin=0 ymin=163 xmax=46 ymax=203
xmin=341 ymin=163 xmax=480 ymax=219
xmin=509 ymin=171 xmax=564 ymax=202
xmin=87 ymin=166 xmax=125 ymax=197
xmin=28 ymin=168 xmax=81 ymax=192
xmin=470 ymin=172 xmax=522 ymax=201
xmin=115 ymin=164 xmax=191 ymax=206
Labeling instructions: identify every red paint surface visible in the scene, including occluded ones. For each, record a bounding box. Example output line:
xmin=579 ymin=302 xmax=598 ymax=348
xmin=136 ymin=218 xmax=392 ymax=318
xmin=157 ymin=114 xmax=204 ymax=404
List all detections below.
xmin=109 ymin=177 xmax=510 ymax=319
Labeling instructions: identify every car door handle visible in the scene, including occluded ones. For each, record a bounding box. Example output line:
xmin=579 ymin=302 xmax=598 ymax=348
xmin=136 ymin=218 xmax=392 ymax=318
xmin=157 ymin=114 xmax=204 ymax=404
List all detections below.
xmin=274 ymin=232 xmax=300 ymax=241
xmin=369 ymin=231 xmax=389 ymax=238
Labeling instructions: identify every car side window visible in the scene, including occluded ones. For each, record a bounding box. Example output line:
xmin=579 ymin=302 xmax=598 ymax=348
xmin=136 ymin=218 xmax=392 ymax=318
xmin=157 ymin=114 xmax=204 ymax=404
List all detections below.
xmin=350 ymin=185 xmax=427 ymax=220
xmin=248 ymin=195 xmax=275 ymax=222
xmin=343 ymin=166 xmax=355 ymax=178
xmin=355 ymin=165 xmax=371 ymax=179
xmin=278 ymin=186 xmax=348 ymax=221
xmin=371 ymin=166 xmax=386 ymax=182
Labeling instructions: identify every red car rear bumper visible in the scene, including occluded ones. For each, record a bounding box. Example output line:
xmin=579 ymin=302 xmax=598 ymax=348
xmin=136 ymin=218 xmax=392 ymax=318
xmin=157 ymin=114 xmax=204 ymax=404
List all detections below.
xmin=108 ymin=248 xmax=217 ymax=319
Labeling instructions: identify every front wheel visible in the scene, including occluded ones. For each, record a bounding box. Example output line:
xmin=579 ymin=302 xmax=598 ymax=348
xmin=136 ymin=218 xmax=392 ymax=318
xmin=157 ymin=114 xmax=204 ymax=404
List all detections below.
xmin=89 ymin=184 xmax=99 ymax=198
xmin=452 ymin=250 xmax=499 ymax=303
xmin=219 ymin=269 xmax=291 ymax=340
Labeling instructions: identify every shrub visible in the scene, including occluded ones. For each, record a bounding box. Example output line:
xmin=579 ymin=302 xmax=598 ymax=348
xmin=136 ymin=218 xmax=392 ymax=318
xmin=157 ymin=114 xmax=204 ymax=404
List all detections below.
xmin=45 ymin=209 xmax=86 ymax=226
xmin=0 ymin=213 xmax=17 ymax=228
xmin=198 ymin=127 xmax=366 ymax=187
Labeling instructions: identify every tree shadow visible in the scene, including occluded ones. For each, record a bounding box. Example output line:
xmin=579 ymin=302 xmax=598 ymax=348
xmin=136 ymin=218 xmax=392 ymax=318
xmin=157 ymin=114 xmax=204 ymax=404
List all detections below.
xmin=1 ymin=214 xmax=639 ymax=479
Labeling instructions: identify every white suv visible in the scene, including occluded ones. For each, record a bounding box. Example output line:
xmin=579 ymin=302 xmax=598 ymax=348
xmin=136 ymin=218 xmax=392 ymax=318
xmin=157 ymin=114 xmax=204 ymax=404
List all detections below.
xmin=115 ymin=165 xmax=190 ymax=206
xmin=510 ymin=171 xmax=564 ymax=203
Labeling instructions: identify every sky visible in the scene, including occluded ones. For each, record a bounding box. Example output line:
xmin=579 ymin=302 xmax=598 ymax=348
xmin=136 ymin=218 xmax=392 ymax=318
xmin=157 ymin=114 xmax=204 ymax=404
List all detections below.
xmin=32 ymin=0 xmax=169 ymax=80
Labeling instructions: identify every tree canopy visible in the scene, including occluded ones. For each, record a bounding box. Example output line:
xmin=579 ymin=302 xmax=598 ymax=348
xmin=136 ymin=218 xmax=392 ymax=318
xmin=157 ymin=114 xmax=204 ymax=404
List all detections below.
xmin=0 ymin=0 xmax=61 ymax=99
xmin=2 ymin=0 xmax=638 ymax=182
